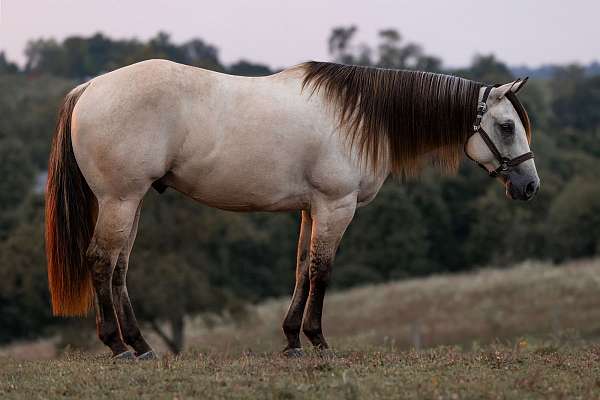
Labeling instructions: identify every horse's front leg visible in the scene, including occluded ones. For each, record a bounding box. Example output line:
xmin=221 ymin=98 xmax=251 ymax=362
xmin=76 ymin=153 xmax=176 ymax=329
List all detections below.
xmin=302 ymin=194 xmax=356 ymax=350
xmin=282 ymin=210 xmax=313 ymax=356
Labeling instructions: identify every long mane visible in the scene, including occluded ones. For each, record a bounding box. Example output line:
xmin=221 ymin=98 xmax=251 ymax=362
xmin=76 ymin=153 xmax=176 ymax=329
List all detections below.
xmin=301 ymin=61 xmax=483 ymax=177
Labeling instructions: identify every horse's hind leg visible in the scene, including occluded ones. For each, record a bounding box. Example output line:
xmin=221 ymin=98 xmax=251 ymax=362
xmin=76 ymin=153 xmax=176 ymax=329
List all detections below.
xmin=87 ymin=197 xmax=140 ymax=358
xmin=282 ymin=210 xmax=313 ymax=356
xmin=112 ymin=201 xmax=155 ymax=359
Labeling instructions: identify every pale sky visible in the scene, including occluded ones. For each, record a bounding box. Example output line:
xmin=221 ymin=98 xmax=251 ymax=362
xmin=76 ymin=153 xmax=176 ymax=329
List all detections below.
xmin=1 ymin=0 xmax=598 ymax=69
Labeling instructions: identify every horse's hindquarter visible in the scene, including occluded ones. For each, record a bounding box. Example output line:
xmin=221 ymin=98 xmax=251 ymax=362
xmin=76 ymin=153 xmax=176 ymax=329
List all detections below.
xmin=72 ymin=60 xmax=383 ymax=211
xmin=72 ymin=60 xmax=201 ymax=200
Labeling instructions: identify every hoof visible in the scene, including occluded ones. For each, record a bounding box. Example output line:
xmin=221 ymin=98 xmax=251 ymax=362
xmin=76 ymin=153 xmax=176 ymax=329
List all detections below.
xmin=282 ymin=347 xmax=304 ymax=358
xmin=112 ymin=350 xmax=136 ymax=361
xmin=136 ymin=350 xmax=158 ymax=361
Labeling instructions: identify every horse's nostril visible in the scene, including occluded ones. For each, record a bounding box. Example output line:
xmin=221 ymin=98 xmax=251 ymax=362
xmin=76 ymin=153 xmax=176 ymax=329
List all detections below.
xmin=525 ymin=181 xmax=536 ymax=198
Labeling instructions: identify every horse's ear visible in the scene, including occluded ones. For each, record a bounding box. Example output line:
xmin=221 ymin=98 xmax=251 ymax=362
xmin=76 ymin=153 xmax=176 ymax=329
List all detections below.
xmin=512 ymin=77 xmax=528 ymax=93
xmin=492 ymin=78 xmax=527 ymax=100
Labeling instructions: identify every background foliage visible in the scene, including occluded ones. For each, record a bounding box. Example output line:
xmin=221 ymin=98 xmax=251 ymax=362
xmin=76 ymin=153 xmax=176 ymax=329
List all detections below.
xmin=1 ymin=28 xmax=599 ymax=349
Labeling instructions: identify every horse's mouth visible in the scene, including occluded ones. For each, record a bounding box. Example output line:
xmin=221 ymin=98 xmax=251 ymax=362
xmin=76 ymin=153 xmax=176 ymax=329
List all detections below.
xmin=505 ymin=180 xmax=515 ymax=200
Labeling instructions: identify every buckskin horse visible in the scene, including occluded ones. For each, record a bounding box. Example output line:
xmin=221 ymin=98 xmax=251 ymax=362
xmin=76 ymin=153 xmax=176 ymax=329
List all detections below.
xmin=45 ymin=59 xmax=539 ymax=359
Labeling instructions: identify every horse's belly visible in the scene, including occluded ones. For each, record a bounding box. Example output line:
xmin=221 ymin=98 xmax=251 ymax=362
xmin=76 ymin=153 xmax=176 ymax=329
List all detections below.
xmin=172 ymin=181 xmax=311 ymax=212
xmin=190 ymin=190 xmax=310 ymax=212
xmin=165 ymin=154 xmax=313 ymax=212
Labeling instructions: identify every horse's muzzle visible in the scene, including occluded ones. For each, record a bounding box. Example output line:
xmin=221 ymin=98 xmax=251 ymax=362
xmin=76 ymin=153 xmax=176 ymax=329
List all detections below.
xmin=505 ymin=173 xmax=540 ymax=201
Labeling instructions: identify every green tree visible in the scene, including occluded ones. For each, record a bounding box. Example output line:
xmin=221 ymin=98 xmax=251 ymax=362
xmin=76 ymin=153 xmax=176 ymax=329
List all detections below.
xmin=377 ymin=29 xmax=441 ymax=71
xmin=457 ymin=54 xmax=514 ymax=84
xmin=337 ymin=184 xmax=431 ymax=284
xmin=229 ymin=60 xmax=272 ymax=76
xmin=0 ymin=52 xmax=19 ymax=74
xmin=25 ymin=39 xmax=66 ymax=76
xmin=0 ymin=198 xmax=53 ymax=343
xmin=327 ymin=26 xmax=441 ymax=71
xmin=0 ymin=137 xmax=35 ymax=238
xmin=547 ymin=177 xmax=600 ymax=261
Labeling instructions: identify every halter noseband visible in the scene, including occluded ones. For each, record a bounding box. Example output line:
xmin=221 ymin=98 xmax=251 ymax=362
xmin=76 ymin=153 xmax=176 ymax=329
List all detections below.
xmin=466 ymin=85 xmax=534 ymax=178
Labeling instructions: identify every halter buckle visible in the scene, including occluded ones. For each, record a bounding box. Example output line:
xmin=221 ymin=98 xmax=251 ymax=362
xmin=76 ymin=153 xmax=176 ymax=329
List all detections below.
xmin=473 ymin=115 xmax=483 ymax=132
xmin=477 ymin=101 xmax=487 ymax=114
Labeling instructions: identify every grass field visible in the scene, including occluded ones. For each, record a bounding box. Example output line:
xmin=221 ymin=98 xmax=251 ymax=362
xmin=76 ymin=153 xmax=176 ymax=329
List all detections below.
xmin=2 ymin=345 xmax=599 ymax=399
xmin=2 ymin=260 xmax=600 ymax=399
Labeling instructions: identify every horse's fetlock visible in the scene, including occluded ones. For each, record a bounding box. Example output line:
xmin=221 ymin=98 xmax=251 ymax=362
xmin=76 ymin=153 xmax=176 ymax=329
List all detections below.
xmin=122 ymin=328 xmax=143 ymax=346
xmin=98 ymin=326 xmax=121 ymax=346
xmin=302 ymin=324 xmax=321 ymax=339
xmin=283 ymin=319 xmax=301 ymax=336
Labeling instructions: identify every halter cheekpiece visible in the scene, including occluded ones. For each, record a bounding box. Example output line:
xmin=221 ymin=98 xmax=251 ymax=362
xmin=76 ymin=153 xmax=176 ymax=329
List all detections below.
xmin=466 ymin=85 xmax=534 ymax=178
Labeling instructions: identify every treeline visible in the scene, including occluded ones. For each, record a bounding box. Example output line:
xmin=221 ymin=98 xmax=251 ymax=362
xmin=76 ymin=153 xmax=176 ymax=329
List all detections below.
xmin=21 ymin=31 xmax=271 ymax=79
xmin=1 ymin=28 xmax=599 ymax=350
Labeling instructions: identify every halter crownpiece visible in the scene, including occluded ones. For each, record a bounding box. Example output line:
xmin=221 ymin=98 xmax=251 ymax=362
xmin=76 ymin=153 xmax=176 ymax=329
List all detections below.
xmin=466 ymin=85 xmax=534 ymax=178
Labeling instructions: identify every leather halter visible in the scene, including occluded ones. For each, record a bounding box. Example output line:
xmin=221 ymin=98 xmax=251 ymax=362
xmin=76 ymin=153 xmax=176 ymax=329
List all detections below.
xmin=465 ymin=85 xmax=534 ymax=178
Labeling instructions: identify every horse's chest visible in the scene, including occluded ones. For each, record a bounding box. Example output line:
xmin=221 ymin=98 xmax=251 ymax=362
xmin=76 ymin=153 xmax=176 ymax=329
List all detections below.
xmin=356 ymin=176 xmax=387 ymax=207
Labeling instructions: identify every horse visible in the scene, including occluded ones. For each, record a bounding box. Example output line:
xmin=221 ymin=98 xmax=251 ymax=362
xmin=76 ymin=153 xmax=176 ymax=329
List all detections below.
xmin=45 ymin=59 xmax=539 ymax=360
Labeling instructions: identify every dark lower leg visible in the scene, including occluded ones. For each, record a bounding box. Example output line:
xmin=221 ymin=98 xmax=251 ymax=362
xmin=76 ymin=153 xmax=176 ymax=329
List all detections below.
xmin=114 ymin=291 xmax=152 ymax=354
xmin=302 ymin=243 xmax=333 ymax=349
xmin=89 ymin=244 xmax=129 ymax=356
xmin=112 ymin=270 xmax=152 ymax=354
xmin=111 ymin=203 xmax=153 ymax=356
xmin=300 ymin=197 xmax=355 ymax=351
xmin=282 ymin=211 xmax=312 ymax=350
xmin=283 ymin=269 xmax=309 ymax=349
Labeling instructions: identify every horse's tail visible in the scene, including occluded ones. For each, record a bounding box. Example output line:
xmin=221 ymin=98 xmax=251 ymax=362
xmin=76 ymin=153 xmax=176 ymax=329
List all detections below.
xmin=45 ymin=82 xmax=95 ymax=316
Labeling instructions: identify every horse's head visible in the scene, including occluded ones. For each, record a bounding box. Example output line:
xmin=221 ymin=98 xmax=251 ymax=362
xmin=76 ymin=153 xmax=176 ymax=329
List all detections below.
xmin=465 ymin=79 xmax=539 ymax=201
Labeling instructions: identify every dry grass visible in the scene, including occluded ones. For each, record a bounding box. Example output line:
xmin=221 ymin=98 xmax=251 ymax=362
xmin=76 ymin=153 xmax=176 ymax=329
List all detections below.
xmin=1 ymin=345 xmax=600 ymax=399
xmin=2 ymin=259 xmax=600 ymax=399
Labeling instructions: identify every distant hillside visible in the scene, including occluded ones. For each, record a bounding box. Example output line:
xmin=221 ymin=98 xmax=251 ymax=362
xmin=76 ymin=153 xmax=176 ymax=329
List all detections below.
xmin=186 ymin=259 xmax=600 ymax=353
xmin=511 ymin=61 xmax=600 ymax=78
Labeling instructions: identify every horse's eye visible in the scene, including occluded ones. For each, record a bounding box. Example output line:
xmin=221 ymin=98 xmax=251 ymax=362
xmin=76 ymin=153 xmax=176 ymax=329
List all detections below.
xmin=500 ymin=121 xmax=515 ymax=134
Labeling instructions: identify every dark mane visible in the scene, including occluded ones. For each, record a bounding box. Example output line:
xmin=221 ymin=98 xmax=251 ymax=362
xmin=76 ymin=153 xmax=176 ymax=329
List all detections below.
xmin=301 ymin=61 xmax=482 ymax=176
